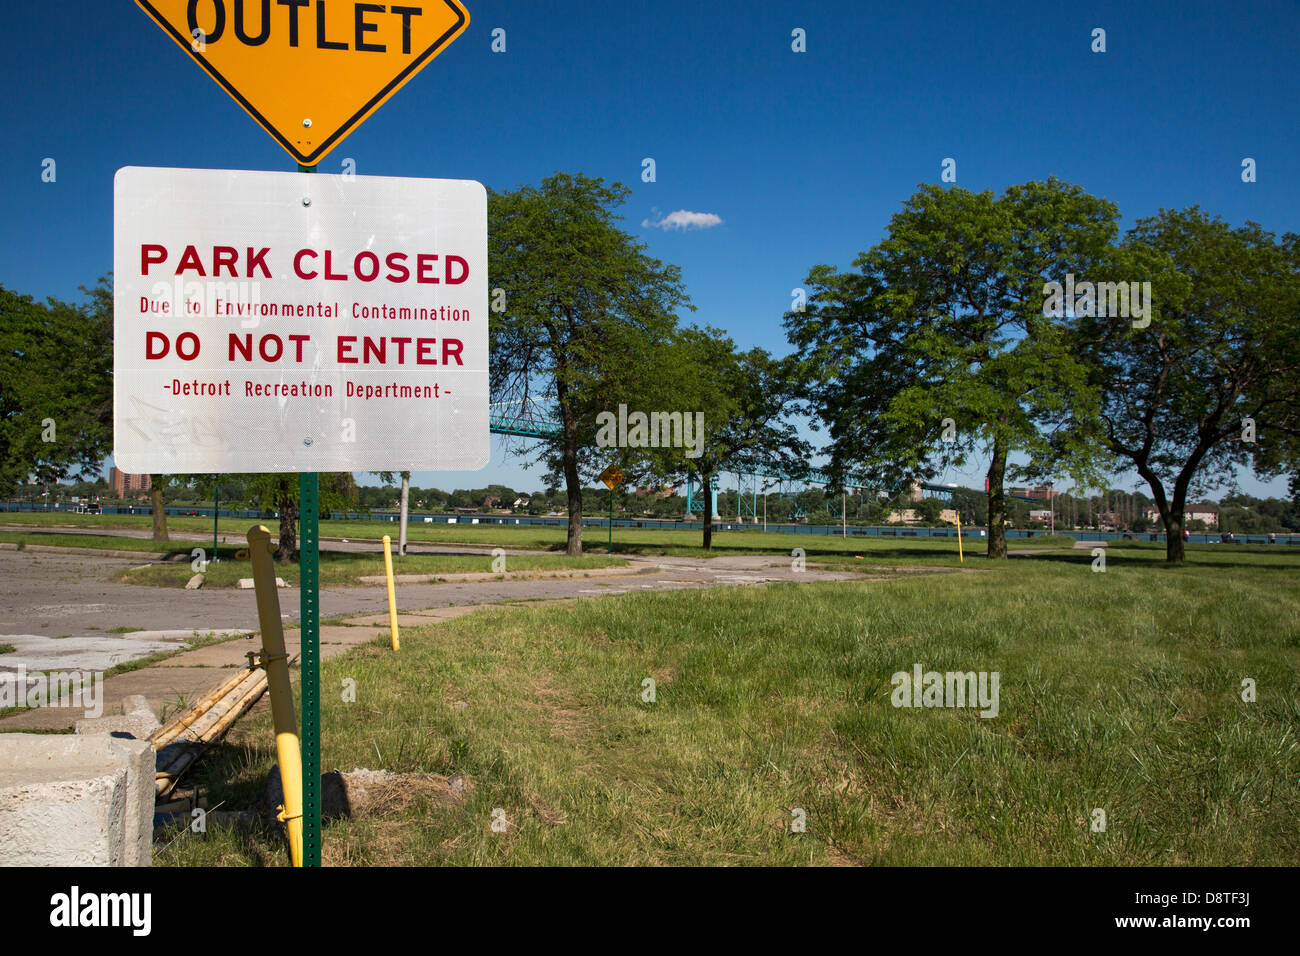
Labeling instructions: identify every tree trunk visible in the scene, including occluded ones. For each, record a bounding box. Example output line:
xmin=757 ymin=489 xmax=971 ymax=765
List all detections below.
xmin=149 ymin=476 xmax=169 ymax=542
xmin=985 ymin=435 xmax=1008 ymax=559
xmin=564 ymin=458 xmax=583 ymax=556
xmin=1163 ymin=484 xmax=1191 ymax=565
xmin=277 ymin=482 xmax=297 ymax=563
xmin=398 ymin=472 xmax=410 ymax=556
xmin=555 ymin=372 xmax=583 ymax=557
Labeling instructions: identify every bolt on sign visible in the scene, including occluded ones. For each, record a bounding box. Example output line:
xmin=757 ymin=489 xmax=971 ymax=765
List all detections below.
xmin=599 ymin=464 xmax=625 ymax=490
xmin=113 ymin=165 xmax=489 ymax=474
xmin=134 ymin=0 xmax=470 ymax=165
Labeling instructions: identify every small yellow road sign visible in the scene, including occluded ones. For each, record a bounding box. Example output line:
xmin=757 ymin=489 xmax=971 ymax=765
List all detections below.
xmin=599 ymin=465 xmax=625 ymax=490
xmin=135 ymin=0 xmax=470 ymax=165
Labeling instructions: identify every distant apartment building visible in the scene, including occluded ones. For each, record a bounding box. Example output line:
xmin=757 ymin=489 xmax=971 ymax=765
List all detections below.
xmin=984 ymin=479 xmax=1057 ymax=501
xmin=887 ymin=507 xmax=960 ymax=525
xmin=1095 ymin=511 xmax=1122 ymax=531
xmin=635 ymin=485 xmax=677 ymax=499
xmin=109 ymin=468 xmax=151 ymax=498
xmin=1029 ymin=510 xmax=1053 ymax=523
xmin=1140 ymin=503 xmax=1219 ymax=528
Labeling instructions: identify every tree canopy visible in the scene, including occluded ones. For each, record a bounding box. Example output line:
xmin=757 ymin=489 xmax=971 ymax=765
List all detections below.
xmin=489 ymin=172 xmax=691 ymax=554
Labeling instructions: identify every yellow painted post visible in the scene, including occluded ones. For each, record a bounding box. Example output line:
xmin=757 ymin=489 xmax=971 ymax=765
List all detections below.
xmin=382 ymin=534 xmax=400 ymax=651
xmin=956 ymin=512 xmax=965 ymax=563
xmin=247 ymin=525 xmax=303 ymax=867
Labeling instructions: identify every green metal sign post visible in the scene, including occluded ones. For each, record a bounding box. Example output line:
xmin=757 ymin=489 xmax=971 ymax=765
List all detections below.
xmin=298 ymin=470 xmax=321 ymax=867
xmin=297 ymin=162 xmax=322 ymax=868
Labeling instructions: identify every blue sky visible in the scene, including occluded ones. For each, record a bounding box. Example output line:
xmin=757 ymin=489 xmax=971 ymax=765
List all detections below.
xmin=2 ymin=1 xmax=1296 ymax=499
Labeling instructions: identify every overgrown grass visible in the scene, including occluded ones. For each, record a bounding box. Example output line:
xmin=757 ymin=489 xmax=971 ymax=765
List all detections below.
xmin=157 ymin=547 xmax=1300 ymax=866
xmin=0 ymin=530 xmax=191 ymax=553
xmin=1 ymin=511 xmax=1083 ymax=559
xmin=113 ymin=552 xmax=627 ymax=588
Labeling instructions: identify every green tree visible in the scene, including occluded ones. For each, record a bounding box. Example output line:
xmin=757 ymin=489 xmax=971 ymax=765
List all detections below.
xmin=651 ymin=329 xmax=810 ymax=549
xmin=785 ymin=179 xmax=1117 ymax=558
xmin=240 ymin=473 xmax=357 ymax=563
xmin=489 ymin=172 xmax=691 ymax=555
xmin=1076 ymin=210 xmax=1300 ymax=563
xmin=0 ymin=281 xmax=113 ymax=495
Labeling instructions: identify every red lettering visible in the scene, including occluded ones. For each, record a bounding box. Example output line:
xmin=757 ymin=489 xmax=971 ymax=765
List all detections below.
xmin=338 ymin=335 xmax=358 ymax=363
xmin=288 ymin=334 xmax=310 ymax=361
xmin=444 ymin=255 xmax=469 ymax=284
xmin=442 ymin=338 xmax=463 ymax=365
xmin=294 ymin=248 xmax=318 ymax=280
xmin=141 ymin=244 xmax=167 ymax=275
xmin=391 ymin=336 xmax=411 ymax=362
xmin=246 ymin=246 xmax=271 ymax=278
xmin=324 ymin=250 xmax=347 ymax=281
xmin=175 ymin=245 xmax=206 ymax=276
xmin=354 ymin=251 xmax=379 ymax=281
xmin=363 ymin=336 xmax=385 ymax=363
xmin=145 ymin=331 xmax=170 ymax=359
xmin=416 ymin=254 xmax=439 ymax=284
xmin=212 ymin=246 xmax=238 ymax=277
xmin=175 ymin=332 xmax=201 ymax=360
xmin=416 ymin=338 xmax=437 ymax=363
xmin=259 ymin=334 xmax=283 ymax=362
xmin=384 ymin=252 xmax=409 ymax=282
xmin=229 ymin=333 xmax=254 ymax=361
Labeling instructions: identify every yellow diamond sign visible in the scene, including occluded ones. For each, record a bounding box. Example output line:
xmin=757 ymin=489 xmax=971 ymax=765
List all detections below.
xmin=599 ymin=465 xmax=625 ymax=490
xmin=135 ymin=0 xmax=470 ymax=165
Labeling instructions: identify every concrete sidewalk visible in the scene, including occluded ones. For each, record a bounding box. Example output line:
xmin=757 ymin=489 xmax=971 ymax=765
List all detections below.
xmin=0 ymin=604 xmax=492 ymax=732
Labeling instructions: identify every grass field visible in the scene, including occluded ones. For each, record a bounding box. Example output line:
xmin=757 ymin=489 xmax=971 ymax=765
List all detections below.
xmin=157 ymin=545 xmax=1300 ymax=866
xmin=0 ymin=511 xmax=1081 ymax=559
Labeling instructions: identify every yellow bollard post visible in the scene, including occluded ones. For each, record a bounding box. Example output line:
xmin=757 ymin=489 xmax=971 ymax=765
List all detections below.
xmin=382 ymin=535 xmax=400 ymax=651
xmin=955 ymin=512 xmax=965 ymax=563
xmin=247 ymin=525 xmax=304 ymax=867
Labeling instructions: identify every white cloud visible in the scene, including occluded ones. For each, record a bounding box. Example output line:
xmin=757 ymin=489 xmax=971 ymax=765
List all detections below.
xmin=641 ymin=209 xmax=724 ymax=231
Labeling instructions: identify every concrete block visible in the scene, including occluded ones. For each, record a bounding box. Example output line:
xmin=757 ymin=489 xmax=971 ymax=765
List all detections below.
xmin=0 ymin=733 xmax=155 ymax=866
xmin=75 ymin=694 xmax=161 ymax=740
xmin=185 ymin=573 xmax=205 ymax=589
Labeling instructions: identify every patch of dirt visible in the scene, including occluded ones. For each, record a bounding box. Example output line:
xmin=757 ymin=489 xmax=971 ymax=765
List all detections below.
xmin=527 ymin=793 xmax=568 ymax=826
xmin=652 ymin=666 xmax=677 ymax=685
xmin=528 ymin=674 xmax=591 ymax=741
xmin=265 ymin=766 xmax=471 ymax=821
xmin=824 ymin=844 xmax=862 ymax=866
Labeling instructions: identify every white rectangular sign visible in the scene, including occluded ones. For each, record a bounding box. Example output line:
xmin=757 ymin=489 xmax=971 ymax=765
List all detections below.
xmin=113 ymin=166 xmax=489 ymax=474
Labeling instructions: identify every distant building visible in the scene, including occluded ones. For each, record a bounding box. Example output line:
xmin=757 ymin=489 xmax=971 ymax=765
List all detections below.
xmin=1095 ymin=511 xmax=1122 ymax=531
xmin=1185 ymin=502 xmax=1219 ymax=528
xmin=635 ymin=485 xmax=676 ymax=499
xmin=985 ymin=479 xmax=1057 ymax=501
xmin=1029 ymin=509 xmax=1052 ymax=523
xmin=887 ymin=507 xmax=959 ymax=525
xmin=109 ymin=469 xmax=151 ymax=498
